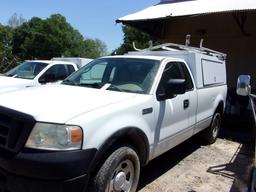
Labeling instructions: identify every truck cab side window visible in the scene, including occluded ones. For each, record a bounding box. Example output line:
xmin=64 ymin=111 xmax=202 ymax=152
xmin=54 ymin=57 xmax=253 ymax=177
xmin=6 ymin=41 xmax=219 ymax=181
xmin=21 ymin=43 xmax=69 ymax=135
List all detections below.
xmin=57 ymin=65 xmax=68 ymax=80
xmin=66 ymin=65 xmax=75 ymax=75
xmin=179 ymin=62 xmax=194 ymax=91
xmin=39 ymin=65 xmax=68 ymax=83
xmin=157 ymin=62 xmax=183 ymax=94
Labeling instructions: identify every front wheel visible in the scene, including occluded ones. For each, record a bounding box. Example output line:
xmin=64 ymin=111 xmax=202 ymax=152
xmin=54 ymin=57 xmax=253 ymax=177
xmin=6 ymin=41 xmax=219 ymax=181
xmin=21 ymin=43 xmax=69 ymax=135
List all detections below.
xmin=91 ymin=146 xmax=140 ymax=192
xmin=201 ymin=112 xmax=221 ymax=144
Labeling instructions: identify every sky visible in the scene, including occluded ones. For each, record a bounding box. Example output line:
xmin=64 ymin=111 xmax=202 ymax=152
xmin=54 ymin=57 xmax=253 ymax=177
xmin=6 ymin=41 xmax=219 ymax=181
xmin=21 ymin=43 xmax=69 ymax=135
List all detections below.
xmin=0 ymin=0 xmax=159 ymax=53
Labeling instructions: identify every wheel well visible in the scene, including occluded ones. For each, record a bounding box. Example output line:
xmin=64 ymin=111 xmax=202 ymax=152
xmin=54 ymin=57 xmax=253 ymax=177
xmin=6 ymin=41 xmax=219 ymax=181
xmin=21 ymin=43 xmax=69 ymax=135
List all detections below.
xmin=216 ymin=101 xmax=224 ymax=116
xmin=89 ymin=128 xmax=149 ymax=175
xmin=114 ymin=131 xmax=149 ymax=165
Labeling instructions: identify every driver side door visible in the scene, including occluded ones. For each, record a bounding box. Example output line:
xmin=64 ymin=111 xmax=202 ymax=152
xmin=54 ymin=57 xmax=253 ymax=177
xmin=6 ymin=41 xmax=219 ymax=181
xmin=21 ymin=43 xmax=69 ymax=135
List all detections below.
xmin=153 ymin=61 xmax=193 ymax=157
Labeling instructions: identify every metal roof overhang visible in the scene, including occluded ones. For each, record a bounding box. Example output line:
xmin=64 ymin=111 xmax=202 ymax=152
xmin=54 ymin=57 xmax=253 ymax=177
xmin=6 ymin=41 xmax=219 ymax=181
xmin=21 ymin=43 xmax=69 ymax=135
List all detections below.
xmin=117 ymin=0 xmax=256 ymax=22
xmin=116 ymin=0 xmax=256 ymax=37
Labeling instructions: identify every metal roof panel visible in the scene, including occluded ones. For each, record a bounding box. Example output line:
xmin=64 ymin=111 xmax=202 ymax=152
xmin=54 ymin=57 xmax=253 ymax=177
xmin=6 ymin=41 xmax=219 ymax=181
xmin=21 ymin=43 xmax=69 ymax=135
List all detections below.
xmin=117 ymin=0 xmax=256 ymax=22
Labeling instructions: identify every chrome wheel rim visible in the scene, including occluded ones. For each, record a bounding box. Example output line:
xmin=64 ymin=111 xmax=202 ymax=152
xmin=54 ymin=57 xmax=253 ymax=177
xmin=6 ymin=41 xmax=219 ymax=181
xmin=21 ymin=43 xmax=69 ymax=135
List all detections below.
xmin=107 ymin=159 xmax=135 ymax=192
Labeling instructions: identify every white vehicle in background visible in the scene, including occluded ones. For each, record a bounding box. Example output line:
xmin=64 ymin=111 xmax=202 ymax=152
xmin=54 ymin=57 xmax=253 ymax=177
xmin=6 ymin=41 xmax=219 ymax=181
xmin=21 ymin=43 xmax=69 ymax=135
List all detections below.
xmin=51 ymin=57 xmax=93 ymax=68
xmin=0 ymin=60 xmax=79 ymax=93
xmin=0 ymin=43 xmax=227 ymax=192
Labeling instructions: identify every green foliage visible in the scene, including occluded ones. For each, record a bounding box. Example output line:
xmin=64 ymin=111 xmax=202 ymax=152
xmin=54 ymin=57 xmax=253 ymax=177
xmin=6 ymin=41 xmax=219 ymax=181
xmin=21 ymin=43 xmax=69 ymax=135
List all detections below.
xmin=0 ymin=13 xmax=109 ymax=73
xmin=0 ymin=24 xmax=17 ymax=72
xmin=12 ymin=14 xmax=87 ymax=60
xmin=84 ymin=38 xmax=107 ymax=58
xmin=113 ymin=26 xmax=161 ymax=55
xmin=0 ymin=25 xmax=13 ymax=53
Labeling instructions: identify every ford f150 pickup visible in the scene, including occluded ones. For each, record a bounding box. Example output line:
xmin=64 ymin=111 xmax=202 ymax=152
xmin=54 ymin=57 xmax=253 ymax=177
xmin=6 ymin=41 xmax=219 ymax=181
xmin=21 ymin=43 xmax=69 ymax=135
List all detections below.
xmin=0 ymin=43 xmax=227 ymax=192
xmin=0 ymin=60 xmax=79 ymax=93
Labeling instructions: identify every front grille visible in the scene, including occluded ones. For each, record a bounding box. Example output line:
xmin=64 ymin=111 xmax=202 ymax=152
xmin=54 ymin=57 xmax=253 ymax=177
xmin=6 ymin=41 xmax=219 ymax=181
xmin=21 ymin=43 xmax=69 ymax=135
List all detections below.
xmin=0 ymin=106 xmax=36 ymax=154
xmin=0 ymin=114 xmax=11 ymax=147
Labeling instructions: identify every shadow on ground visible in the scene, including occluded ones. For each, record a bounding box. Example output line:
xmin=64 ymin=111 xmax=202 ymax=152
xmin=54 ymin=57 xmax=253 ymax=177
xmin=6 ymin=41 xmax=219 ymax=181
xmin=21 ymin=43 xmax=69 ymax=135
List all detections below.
xmin=207 ymin=143 xmax=253 ymax=192
xmin=138 ymin=113 xmax=255 ymax=191
xmin=138 ymin=136 xmax=201 ymax=190
xmin=220 ymin=113 xmax=255 ymax=144
xmin=220 ymin=113 xmax=254 ymax=192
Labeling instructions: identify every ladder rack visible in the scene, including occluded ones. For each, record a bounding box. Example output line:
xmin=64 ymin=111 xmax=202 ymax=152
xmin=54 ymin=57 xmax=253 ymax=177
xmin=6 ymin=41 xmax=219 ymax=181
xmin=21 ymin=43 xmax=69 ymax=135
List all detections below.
xmin=133 ymin=42 xmax=227 ymax=61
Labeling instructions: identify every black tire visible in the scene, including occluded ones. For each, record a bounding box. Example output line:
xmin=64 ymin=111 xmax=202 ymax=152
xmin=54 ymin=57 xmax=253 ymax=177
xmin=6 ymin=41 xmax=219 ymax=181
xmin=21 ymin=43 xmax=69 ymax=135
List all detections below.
xmin=91 ymin=146 xmax=140 ymax=192
xmin=201 ymin=112 xmax=221 ymax=144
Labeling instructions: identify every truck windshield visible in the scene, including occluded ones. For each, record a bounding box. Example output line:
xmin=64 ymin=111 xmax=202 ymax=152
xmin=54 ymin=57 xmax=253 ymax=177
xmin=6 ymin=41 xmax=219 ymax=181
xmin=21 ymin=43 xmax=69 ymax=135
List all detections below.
xmin=5 ymin=62 xmax=48 ymax=79
xmin=62 ymin=58 xmax=160 ymax=94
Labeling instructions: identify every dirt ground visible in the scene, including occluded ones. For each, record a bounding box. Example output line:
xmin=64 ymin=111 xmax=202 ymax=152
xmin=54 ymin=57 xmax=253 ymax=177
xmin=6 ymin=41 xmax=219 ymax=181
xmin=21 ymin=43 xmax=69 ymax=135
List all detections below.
xmin=138 ymin=138 xmax=253 ymax=192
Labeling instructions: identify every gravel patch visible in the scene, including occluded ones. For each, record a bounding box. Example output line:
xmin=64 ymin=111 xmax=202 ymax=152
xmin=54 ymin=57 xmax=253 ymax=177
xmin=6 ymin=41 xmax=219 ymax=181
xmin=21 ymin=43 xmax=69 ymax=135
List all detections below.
xmin=139 ymin=139 xmax=253 ymax=192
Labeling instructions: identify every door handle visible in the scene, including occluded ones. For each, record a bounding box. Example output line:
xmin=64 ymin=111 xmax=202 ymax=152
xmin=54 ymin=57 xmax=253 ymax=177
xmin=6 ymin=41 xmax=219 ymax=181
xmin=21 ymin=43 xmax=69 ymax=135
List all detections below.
xmin=184 ymin=99 xmax=189 ymax=109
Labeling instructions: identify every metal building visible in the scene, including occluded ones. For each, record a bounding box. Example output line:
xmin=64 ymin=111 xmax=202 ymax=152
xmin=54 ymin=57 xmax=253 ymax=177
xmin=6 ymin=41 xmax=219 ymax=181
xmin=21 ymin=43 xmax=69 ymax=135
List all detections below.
xmin=117 ymin=0 xmax=256 ymax=95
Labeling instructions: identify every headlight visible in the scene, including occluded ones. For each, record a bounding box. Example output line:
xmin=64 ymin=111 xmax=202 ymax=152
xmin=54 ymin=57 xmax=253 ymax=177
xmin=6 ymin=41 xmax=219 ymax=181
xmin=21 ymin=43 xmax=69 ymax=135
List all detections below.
xmin=25 ymin=123 xmax=83 ymax=151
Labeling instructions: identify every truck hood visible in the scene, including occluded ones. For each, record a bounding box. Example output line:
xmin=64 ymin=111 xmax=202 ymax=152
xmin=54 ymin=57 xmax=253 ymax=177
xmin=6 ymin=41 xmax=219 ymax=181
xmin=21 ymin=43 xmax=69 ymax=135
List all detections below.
xmin=0 ymin=84 xmax=136 ymax=123
xmin=0 ymin=76 xmax=33 ymax=93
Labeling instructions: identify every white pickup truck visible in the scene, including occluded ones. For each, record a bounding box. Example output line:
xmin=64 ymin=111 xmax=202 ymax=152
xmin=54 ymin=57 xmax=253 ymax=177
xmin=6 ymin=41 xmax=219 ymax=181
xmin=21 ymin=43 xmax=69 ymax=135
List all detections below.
xmin=0 ymin=43 xmax=227 ymax=192
xmin=0 ymin=60 xmax=79 ymax=93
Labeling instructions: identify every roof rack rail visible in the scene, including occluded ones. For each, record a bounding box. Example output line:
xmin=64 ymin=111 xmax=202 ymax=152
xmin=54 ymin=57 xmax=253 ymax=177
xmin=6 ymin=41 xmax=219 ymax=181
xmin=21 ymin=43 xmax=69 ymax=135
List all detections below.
xmin=133 ymin=42 xmax=227 ymax=60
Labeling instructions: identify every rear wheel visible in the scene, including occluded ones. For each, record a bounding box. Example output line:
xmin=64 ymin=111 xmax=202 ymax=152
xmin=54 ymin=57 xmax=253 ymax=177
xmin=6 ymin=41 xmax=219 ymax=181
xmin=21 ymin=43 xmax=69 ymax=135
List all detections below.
xmin=91 ymin=146 xmax=140 ymax=192
xmin=202 ymin=112 xmax=221 ymax=144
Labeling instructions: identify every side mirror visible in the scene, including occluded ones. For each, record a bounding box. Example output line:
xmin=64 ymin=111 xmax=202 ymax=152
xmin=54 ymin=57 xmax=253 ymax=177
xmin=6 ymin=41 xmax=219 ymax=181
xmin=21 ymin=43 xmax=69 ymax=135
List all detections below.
xmin=157 ymin=79 xmax=186 ymax=101
xmin=237 ymin=75 xmax=251 ymax=96
xmin=39 ymin=74 xmax=56 ymax=84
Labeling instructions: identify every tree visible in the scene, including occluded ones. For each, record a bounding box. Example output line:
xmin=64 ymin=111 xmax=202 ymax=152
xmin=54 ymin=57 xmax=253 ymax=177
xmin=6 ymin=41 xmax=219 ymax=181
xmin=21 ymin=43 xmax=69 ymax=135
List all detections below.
xmin=0 ymin=25 xmax=16 ymax=72
xmin=0 ymin=13 xmax=108 ymax=72
xmin=113 ymin=26 xmax=161 ymax=55
xmin=12 ymin=14 xmax=87 ymax=60
xmin=0 ymin=25 xmax=13 ymax=53
xmin=12 ymin=17 xmax=43 ymax=59
xmin=84 ymin=38 xmax=108 ymax=58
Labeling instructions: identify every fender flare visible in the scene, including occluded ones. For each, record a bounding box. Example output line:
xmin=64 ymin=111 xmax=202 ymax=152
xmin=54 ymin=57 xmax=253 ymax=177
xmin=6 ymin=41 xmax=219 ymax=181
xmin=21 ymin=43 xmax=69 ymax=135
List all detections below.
xmin=88 ymin=127 xmax=150 ymax=175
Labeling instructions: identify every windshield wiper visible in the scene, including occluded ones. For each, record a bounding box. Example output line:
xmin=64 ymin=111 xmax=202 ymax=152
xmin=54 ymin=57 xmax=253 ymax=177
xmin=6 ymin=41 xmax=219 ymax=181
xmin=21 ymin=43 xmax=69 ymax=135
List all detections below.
xmin=78 ymin=83 xmax=102 ymax=88
xmin=62 ymin=80 xmax=102 ymax=88
xmin=62 ymin=79 xmax=77 ymax=85
xmin=107 ymin=84 xmax=123 ymax=92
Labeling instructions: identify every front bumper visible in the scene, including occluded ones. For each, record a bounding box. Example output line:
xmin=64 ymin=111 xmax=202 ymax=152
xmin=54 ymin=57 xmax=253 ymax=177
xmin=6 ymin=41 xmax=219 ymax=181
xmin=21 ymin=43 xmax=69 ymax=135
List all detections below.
xmin=0 ymin=148 xmax=97 ymax=192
